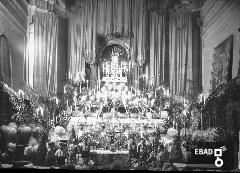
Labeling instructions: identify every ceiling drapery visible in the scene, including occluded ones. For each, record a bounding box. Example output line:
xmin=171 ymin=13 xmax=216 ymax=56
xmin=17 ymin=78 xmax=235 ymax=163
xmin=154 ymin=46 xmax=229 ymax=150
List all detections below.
xmin=68 ymin=0 xmax=148 ymax=80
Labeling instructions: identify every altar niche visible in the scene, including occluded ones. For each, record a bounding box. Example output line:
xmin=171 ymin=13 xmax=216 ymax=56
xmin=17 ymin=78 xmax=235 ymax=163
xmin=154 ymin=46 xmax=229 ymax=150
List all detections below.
xmin=100 ymin=44 xmax=129 ymax=84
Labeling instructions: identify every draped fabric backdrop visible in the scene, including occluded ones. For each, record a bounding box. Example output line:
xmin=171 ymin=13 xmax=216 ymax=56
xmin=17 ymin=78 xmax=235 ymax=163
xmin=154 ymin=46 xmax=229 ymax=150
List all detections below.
xmin=68 ymin=0 xmax=148 ymax=85
xmin=169 ymin=9 xmax=193 ymax=95
xmin=0 ymin=34 xmax=12 ymax=87
xmin=25 ymin=11 xmax=58 ymax=97
xmin=149 ymin=0 xmax=167 ymax=87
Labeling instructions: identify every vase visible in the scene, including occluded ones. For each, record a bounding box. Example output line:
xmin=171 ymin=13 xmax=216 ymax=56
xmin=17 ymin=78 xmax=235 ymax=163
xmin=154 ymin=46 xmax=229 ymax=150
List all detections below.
xmin=12 ymin=145 xmax=30 ymax=168
xmin=14 ymin=145 xmax=25 ymax=161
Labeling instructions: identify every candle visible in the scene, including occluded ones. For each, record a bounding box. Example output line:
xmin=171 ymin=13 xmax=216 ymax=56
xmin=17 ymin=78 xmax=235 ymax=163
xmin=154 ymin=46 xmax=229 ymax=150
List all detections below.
xmin=74 ymin=101 xmax=77 ymax=110
xmin=114 ymin=82 xmax=116 ymax=92
xmin=70 ymin=106 xmax=72 ymax=112
xmin=64 ymin=85 xmax=66 ymax=94
xmin=18 ymin=89 xmax=24 ymax=99
xmin=37 ymin=107 xmax=44 ymax=116
xmin=56 ymin=98 xmax=59 ymax=106
xmin=202 ymin=94 xmax=205 ymax=104
xmin=166 ymin=89 xmax=170 ymax=97
xmin=98 ymin=66 xmax=100 ymax=90
xmin=63 ymin=111 xmax=66 ymax=116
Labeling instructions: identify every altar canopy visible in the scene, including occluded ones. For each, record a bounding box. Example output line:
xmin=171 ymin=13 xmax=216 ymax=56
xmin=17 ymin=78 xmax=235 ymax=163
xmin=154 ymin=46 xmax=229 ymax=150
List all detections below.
xmin=68 ymin=0 xmax=148 ymax=80
xmin=68 ymin=0 xmax=199 ymax=96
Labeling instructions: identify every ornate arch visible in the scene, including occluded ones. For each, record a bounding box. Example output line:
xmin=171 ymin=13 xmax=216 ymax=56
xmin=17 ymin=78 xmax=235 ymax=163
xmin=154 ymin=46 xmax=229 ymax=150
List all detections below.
xmin=96 ymin=32 xmax=134 ymax=64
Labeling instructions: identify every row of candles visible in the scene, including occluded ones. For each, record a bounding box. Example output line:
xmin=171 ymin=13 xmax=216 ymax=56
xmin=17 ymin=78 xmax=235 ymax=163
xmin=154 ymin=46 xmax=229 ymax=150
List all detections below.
xmin=17 ymin=86 xmax=208 ymax=125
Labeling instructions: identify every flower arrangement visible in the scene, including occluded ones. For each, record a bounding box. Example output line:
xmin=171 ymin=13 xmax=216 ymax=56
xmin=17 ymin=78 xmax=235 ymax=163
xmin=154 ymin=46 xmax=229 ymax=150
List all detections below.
xmin=167 ymin=128 xmax=178 ymax=137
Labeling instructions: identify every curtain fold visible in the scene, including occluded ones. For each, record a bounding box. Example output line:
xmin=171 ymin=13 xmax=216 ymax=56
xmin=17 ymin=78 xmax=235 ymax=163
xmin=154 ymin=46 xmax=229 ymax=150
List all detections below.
xmin=149 ymin=0 xmax=166 ymax=87
xmin=0 ymin=34 xmax=12 ymax=87
xmin=169 ymin=10 xmax=193 ymax=96
xmin=25 ymin=11 xmax=58 ymax=97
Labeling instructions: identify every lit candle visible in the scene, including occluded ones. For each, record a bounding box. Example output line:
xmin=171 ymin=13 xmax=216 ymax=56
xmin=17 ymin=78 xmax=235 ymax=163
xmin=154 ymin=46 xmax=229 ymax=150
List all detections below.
xmin=37 ymin=107 xmax=44 ymax=116
xmin=18 ymin=89 xmax=24 ymax=99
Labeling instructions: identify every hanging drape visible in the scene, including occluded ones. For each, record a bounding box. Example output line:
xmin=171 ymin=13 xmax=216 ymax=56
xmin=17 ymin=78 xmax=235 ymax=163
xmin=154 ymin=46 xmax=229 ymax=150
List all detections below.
xmin=149 ymin=0 xmax=167 ymax=87
xmin=169 ymin=9 xmax=193 ymax=96
xmin=25 ymin=11 xmax=58 ymax=97
xmin=68 ymin=0 xmax=148 ymax=81
xmin=0 ymin=34 xmax=12 ymax=87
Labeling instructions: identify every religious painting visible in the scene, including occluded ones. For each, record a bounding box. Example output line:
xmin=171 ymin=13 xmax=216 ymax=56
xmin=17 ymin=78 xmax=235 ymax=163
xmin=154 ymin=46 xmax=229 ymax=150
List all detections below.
xmin=209 ymin=35 xmax=233 ymax=94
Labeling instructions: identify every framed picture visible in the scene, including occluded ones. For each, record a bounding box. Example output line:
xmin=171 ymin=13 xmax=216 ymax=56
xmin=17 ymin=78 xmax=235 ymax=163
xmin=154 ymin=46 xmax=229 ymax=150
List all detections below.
xmin=209 ymin=35 xmax=233 ymax=93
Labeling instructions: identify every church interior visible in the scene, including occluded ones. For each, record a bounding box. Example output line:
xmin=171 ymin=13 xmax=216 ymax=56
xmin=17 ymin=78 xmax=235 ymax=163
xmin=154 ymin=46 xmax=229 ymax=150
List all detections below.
xmin=0 ymin=0 xmax=240 ymax=170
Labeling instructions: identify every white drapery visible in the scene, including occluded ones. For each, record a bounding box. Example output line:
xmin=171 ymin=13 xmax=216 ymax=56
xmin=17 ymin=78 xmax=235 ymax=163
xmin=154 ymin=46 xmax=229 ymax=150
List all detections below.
xmin=149 ymin=0 xmax=167 ymax=87
xmin=25 ymin=11 xmax=58 ymax=96
xmin=0 ymin=34 xmax=12 ymax=87
xmin=169 ymin=9 xmax=193 ymax=95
